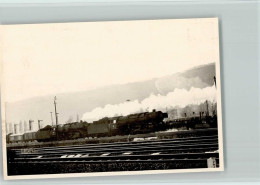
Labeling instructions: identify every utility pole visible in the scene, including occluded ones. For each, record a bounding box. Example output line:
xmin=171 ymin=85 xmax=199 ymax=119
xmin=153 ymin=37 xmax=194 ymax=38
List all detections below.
xmin=38 ymin=120 xmax=43 ymax=130
xmin=54 ymin=96 xmax=59 ymax=138
xmin=54 ymin=96 xmax=59 ymax=126
xmin=50 ymin=112 xmax=54 ymax=126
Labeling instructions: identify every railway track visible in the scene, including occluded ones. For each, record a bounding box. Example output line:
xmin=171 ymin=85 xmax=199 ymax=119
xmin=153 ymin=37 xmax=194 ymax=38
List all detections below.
xmin=15 ymin=135 xmax=218 ymax=155
xmin=7 ymin=133 xmax=220 ymax=175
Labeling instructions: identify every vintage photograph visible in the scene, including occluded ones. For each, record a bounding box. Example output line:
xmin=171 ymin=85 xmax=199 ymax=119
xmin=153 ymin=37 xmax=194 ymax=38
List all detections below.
xmin=1 ymin=18 xmax=223 ymax=180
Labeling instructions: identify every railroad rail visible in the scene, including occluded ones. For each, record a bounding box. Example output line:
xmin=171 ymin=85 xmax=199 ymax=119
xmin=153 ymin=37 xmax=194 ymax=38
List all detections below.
xmin=7 ymin=132 xmax=220 ymax=175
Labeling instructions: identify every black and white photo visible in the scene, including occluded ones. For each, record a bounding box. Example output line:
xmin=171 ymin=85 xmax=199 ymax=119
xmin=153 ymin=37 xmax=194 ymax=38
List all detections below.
xmin=0 ymin=18 xmax=224 ymax=180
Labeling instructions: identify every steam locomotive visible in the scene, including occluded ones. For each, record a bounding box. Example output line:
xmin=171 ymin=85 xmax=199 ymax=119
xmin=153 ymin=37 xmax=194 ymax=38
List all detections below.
xmin=7 ymin=110 xmax=168 ymax=143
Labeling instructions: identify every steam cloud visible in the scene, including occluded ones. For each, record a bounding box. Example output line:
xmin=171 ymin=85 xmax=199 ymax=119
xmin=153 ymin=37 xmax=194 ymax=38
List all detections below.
xmin=81 ymin=85 xmax=217 ymax=122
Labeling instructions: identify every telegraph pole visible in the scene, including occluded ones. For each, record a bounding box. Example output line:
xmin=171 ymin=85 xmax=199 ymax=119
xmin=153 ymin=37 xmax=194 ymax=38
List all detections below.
xmin=54 ymin=96 xmax=59 ymax=126
xmin=54 ymin=96 xmax=59 ymax=138
xmin=50 ymin=112 xmax=54 ymax=126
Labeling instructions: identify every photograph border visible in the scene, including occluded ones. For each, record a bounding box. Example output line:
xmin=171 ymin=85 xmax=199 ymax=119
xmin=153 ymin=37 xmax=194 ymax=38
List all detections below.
xmin=0 ymin=17 xmax=224 ymax=180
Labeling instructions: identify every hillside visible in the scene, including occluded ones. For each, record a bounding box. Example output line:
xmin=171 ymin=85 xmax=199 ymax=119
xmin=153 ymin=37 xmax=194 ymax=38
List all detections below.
xmin=5 ymin=63 xmax=216 ymax=127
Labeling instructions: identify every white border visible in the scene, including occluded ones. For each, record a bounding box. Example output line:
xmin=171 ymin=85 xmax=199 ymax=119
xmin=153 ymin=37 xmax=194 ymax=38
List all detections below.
xmin=1 ymin=17 xmax=224 ymax=180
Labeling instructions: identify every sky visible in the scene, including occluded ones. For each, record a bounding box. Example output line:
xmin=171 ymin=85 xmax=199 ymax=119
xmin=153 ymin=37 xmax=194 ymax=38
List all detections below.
xmin=1 ymin=18 xmax=219 ymax=102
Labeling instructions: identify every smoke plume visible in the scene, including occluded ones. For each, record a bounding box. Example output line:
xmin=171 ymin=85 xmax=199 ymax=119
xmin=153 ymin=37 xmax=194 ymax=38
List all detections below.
xmin=81 ymin=85 xmax=217 ymax=122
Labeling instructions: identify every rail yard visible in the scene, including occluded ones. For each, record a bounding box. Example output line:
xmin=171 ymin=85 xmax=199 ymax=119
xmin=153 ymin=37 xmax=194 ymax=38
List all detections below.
xmin=6 ymin=95 xmax=220 ymax=175
xmin=7 ymin=128 xmax=219 ymax=175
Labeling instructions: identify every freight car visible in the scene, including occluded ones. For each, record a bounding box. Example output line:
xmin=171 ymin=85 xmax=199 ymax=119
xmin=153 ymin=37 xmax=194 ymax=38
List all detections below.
xmin=9 ymin=134 xmax=23 ymax=143
xmin=23 ymin=131 xmax=37 ymax=142
xmin=6 ymin=133 xmax=12 ymax=143
xmin=7 ymin=126 xmax=55 ymax=143
xmin=6 ymin=110 xmax=168 ymax=143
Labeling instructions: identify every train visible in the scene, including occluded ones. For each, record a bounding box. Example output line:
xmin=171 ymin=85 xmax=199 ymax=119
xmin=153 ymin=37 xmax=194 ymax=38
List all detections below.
xmin=166 ymin=114 xmax=218 ymax=130
xmin=6 ymin=110 xmax=168 ymax=143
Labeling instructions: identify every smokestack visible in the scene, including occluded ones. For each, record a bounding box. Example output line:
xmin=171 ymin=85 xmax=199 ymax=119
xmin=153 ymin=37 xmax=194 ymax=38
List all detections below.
xmin=38 ymin=120 xmax=43 ymax=130
xmin=5 ymin=123 xmax=9 ymax=135
xmin=29 ymin=120 xmax=34 ymax=131
xmin=14 ymin=124 xmax=18 ymax=134
xmin=9 ymin=123 xmax=13 ymax=134
xmin=24 ymin=121 xmax=27 ymax=133
xmin=19 ymin=121 xmax=23 ymax=134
